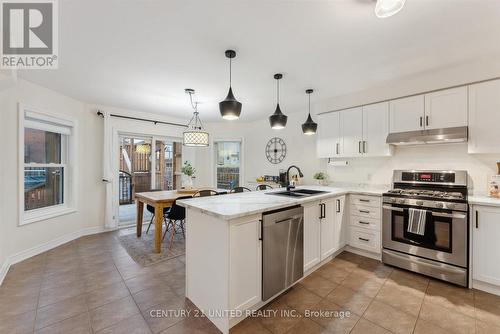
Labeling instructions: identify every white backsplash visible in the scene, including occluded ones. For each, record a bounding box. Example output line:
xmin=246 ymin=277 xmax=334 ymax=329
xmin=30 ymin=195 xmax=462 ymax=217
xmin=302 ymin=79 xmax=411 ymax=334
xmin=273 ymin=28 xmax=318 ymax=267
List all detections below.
xmin=321 ymin=143 xmax=499 ymax=193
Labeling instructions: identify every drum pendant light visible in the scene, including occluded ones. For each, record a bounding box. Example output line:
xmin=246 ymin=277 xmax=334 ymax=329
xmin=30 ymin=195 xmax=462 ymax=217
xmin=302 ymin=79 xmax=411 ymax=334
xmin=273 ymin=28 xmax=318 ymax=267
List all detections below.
xmin=219 ymin=50 xmax=242 ymax=120
xmin=183 ymin=89 xmax=209 ymax=147
xmin=269 ymin=73 xmax=287 ymax=129
xmin=302 ymin=89 xmax=318 ymax=135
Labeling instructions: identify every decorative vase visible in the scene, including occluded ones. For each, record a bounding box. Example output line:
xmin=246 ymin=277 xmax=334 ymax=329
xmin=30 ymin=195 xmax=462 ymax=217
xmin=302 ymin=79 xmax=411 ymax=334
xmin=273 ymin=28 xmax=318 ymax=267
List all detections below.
xmin=183 ymin=175 xmax=193 ymax=190
xmin=316 ymin=179 xmax=327 ymax=186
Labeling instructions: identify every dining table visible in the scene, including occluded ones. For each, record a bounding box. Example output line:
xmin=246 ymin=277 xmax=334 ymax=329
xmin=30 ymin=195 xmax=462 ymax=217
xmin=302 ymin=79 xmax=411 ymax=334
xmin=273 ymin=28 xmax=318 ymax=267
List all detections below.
xmin=135 ymin=189 xmax=198 ymax=253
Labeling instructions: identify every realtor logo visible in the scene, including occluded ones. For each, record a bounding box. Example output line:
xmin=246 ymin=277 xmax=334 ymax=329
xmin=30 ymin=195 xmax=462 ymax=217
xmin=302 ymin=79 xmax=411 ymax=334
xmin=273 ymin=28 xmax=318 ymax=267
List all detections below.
xmin=1 ymin=0 xmax=58 ymax=69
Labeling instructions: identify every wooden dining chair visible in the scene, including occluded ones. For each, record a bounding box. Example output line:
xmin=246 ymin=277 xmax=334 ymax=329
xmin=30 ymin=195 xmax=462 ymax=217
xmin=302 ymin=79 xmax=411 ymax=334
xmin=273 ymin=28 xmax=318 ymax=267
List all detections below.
xmin=192 ymin=189 xmax=219 ymax=197
xmin=230 ymin=186 xmax=252 ymax=193
xmin=256 ymin=184 xmax=273 ymax=191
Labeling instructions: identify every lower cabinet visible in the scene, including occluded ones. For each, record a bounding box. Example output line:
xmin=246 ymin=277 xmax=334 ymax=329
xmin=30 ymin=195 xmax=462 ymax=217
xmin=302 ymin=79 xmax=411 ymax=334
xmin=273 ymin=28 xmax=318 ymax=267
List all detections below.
xmin=303 ymin=196 xmax=345 ymax=271
xmin=472 ymin=205 xmax=500 ymax=287
xmin=229 ymin=218 xmax=262 ymax=311
xmin=348 ymin=194 xmax=382 ymax=254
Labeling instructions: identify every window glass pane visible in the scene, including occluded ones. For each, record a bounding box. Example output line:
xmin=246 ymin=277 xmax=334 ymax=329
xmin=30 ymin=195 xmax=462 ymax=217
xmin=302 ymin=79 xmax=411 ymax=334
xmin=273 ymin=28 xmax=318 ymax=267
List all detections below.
xmin=24 ymin=128 xmax=62 ymax=164
xmin=155 ymin=140 xmax=175 ymax=190
xmin=216 ymin=141 xmax=241 ymax=189
xmin=24 ymin=167 xmax=64 ymax=211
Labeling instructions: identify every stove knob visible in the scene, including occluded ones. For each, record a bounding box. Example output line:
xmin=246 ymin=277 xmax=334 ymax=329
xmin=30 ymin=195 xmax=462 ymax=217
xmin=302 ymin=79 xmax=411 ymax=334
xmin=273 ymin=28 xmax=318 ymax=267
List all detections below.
xmin=398 ymin=199 xmax=406 ymax=204
xmin=446 ymin=203 xmax=456 ymax=210
xmin=435 ymin=202 xmax=444 ymax=208
xmin=416 ymin=200 xmax=424 ymax=206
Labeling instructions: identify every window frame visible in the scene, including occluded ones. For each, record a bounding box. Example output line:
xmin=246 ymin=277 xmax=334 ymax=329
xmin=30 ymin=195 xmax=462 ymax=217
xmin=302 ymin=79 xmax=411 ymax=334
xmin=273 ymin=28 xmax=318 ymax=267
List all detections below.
xmin=18 ymin=103 xmax=77 ymax=226
xmin=213 ymin=138 xmax=244 ymax=190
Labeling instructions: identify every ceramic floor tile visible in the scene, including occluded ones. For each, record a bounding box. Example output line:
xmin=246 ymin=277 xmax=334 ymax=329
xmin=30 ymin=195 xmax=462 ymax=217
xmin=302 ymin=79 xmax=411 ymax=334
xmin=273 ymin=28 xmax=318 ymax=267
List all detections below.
xmin=375 ymin=282 xmax=425 ymax=316
xmin=340 ymin=272 xmax=385 ymax=298
xmin=229 ymin=316 xmax=272 ymax=334
xmin=425 ymin=280 xmax=475 ymax=316
xmin=315 ymin=263 xmax=352 ymax=284
xmin=475 ymin=290 xmax=500 ymax=326
xmin=363 ymin=300 xmax=417 ymax=334
xmin=0 ymin=309 xmax=36 ymax=334
xmin=96 ymin=313 xmax=151 ymax=334
xmin=351 ymin=318 xmax=392 ymax=334
xmin=89 ymin=296 xmax=140 ymax=332
xmin=133 ymin=285 xmax=179 ymax=312
xmin=413 ymin=319 xmax=454 ymax=334
xmin=35 ymin=312 xmax=91 ymax=334
xmin=325 ymin=286 xmax=373 ymax=316
xmin=298 ymin=272 xmax=338 ymax=297
xmin=287 ymin=318 xmax=325 ymax=334
xmin=35 ymin=294 xmax=88 ymax=330
xmin=419 ymin=300 xmax=476 ymax=334
xmin=282 ymin=285 xmax=322 ymax=314
xmin=142 ymin=296 xmax=194 ymax=333
xmin=476 ymin=319 xmax=500 ymax=334
xmin=86 ymin=280 xmax=131 ymax=310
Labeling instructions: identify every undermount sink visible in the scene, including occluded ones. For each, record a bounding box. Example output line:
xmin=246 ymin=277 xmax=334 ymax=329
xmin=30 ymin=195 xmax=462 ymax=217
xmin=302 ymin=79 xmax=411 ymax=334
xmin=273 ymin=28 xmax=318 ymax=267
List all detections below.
xmin=267 ymin=189 xmax=329 ymax=198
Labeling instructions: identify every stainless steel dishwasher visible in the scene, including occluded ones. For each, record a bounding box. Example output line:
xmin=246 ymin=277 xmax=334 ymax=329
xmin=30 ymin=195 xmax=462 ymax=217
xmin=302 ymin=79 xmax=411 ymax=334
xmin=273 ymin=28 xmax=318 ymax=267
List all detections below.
xmin=262 ymin=205 xmax=304 ymax=301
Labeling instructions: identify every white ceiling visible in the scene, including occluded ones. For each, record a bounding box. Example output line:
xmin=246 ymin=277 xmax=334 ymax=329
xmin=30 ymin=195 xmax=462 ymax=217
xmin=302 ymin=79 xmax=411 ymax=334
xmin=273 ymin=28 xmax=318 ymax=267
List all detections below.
xmin=19 ymin=0 xmax=500 ymax=122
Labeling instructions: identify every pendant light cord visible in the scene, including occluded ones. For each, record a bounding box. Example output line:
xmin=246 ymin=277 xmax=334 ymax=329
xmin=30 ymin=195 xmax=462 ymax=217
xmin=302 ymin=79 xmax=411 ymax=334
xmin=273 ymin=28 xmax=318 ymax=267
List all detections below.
xmin=308 ymin=92 xmax=311 ymax=116
xmin=276 ymin=78 xmax=280 ymax=104
xmin=229 ymin=57 xmax=232 ymax=87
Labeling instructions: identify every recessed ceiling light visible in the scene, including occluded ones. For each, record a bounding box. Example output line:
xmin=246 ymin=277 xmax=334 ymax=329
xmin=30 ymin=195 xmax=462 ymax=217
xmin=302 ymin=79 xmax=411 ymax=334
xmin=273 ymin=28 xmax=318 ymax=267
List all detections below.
xmin=375 ymin=0 xmax=406 ymax=18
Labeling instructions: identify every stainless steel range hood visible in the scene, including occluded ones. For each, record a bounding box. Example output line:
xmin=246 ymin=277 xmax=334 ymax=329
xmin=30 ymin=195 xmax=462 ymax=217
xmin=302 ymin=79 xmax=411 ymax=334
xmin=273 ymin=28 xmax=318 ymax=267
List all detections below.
xmin=386 ymin=126 xmax=468 ymax=145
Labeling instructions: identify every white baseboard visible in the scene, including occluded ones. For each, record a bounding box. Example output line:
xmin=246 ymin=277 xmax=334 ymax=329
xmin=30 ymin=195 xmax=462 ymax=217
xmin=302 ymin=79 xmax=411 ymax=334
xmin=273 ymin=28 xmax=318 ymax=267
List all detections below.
xmin=0 ymin=225 xmax=109 ymax=286
xmin=473 ymin=279 xmax=500 ymax=297
xmin=345 ymin=245 xmax=382 ymax=261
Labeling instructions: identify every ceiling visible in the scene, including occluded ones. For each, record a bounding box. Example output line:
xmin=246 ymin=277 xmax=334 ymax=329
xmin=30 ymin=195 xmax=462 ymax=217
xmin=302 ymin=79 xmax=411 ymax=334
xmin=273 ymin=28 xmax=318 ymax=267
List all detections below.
xmin=18 ymin=0 xmax=500 ymax=122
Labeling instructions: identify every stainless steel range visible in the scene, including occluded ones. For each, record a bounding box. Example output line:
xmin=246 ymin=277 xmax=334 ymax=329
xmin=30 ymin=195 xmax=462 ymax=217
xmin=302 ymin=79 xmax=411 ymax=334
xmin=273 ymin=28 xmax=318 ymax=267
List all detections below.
xmin=382 ymin=170 xmax=469 ymax=287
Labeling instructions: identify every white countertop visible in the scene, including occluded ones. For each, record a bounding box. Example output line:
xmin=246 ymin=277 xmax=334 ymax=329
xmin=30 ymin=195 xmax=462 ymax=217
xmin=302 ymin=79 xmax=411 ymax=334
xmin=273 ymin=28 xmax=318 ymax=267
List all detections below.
xmin=177 ymin=185 xmax=386 ymax=220
xmin=469 ymin=195 xmax=500 ymax=207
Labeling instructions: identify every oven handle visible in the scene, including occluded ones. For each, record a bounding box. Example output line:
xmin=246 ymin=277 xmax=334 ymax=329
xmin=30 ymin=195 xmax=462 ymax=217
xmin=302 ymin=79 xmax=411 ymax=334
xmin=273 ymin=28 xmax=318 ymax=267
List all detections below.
xmin=431 ymin=212 xmax=467 ymax=219
xmin=382 ymin=205 xmax=404 ymax=212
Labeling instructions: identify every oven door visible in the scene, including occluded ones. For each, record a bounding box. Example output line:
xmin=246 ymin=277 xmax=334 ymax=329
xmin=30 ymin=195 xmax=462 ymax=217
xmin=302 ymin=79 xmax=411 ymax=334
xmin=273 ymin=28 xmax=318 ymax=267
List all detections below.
xmin=382 ymin=204 xmax=467 ymax=267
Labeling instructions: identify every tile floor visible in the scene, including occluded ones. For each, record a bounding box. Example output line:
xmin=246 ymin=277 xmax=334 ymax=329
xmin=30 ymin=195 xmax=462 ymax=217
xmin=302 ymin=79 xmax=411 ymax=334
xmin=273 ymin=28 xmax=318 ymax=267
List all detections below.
xmin=1 ymin=229 xmax=500 ymax=334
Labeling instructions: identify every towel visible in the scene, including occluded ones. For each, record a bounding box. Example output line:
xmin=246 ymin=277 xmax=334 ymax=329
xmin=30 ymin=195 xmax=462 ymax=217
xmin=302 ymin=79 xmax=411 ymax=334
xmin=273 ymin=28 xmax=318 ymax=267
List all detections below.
xmin=407 ymin=208 xmax=427 ymax=236
xmin=403 ymin=209 xmax=437 ymax=245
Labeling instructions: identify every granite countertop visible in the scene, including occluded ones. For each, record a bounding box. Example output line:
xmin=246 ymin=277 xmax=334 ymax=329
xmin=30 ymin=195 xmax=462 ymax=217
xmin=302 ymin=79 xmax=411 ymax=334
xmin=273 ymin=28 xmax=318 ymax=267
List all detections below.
xmin=176 ymin=185 xmax=387 ymax=220
xmin=468 ymin=195 xmax=500 ymax=207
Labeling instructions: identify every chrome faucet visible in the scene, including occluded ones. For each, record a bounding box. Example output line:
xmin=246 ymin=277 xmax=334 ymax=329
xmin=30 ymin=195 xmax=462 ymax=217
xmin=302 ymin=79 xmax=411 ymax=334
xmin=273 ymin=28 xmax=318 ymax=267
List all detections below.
xmin=286 ymin=165 xmax=304 ymax=191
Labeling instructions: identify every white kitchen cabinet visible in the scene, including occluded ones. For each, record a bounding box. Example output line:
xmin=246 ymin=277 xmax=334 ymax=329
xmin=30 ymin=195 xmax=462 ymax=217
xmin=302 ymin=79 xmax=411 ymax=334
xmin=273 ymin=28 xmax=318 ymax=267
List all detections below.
xmin=320 ymin=197 xmax=337 ymax=259
xmin=389 ymin=95 xmax=425 ymax=133
xmin=303 ymin=201 xmax=321 ymax=271
xmin=333 ymin=196 xmax=346 ymax=251
xmin=424 ymin=86 xmax=468 ymax=130
xmin=340 ymin=107 xmax=363 ymax=157
xmin=472 ymin=205 xmax=500 ymax=286
xmin=229 ymin=218 xmax=262 ymax=311
xmin=362 ymin=102 xmax=391 ymax=157
xmin=317 ymin=112 xmax=341 ymax=158
xmin=468 ymin=79 xmax=500 ymax=153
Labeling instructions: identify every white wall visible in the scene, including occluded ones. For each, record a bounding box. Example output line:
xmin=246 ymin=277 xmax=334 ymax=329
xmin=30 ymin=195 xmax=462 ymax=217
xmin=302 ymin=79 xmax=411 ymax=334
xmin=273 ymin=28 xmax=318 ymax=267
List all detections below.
xmin=0 ymin=79 xmax=105 ymax=272
xmin=322 ymin=144 xmax=499 ymax=193
xmin=195 ymin=111 xmax=322 ymax=188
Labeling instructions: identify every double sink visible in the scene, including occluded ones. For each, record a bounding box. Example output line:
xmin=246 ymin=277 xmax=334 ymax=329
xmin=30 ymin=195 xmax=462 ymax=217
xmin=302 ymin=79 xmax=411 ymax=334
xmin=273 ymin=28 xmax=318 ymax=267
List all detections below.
xmin=266 ymin=188 xmax=328 ymax=198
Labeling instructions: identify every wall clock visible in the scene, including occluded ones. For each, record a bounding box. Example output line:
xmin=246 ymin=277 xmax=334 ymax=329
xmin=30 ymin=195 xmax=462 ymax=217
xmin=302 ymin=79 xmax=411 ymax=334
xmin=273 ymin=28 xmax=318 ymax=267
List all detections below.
xmin=265 ymin=137 xmax=287 ymax=164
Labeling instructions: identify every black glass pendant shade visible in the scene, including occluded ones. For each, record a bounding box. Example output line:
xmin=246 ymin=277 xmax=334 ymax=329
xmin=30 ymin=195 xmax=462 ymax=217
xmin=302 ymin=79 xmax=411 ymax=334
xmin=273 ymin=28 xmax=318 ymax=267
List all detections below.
xmin=219 ymin=87 xmax=242 ymax=120
xmin=302 ymin=88 xmax=317 ymax=135
xmin=269 ymin=103 xmax=288 ymax=129
xmin=219 ymin=49 xmax=242 ymax=120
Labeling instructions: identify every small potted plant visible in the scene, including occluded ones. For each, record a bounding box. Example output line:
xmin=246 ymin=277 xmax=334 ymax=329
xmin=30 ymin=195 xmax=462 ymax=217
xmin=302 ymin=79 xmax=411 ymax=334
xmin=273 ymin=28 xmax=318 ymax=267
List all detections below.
xmin=313 ymin=172 xmax=328 ymax=186
xmin=181 ymin=161 xmax=196 ymax=189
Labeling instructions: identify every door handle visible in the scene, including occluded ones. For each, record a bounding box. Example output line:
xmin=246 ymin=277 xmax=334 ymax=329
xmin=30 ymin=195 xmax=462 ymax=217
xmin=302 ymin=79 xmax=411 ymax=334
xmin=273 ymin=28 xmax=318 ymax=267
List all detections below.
xmin=336 ymin=199 xmax=340 ymax=213
xmin=476 ymin=210 xmax=478 ymax=228
xmin=426 ymin=115 xmax=429 ymax=127
xmin=420 ymin=116 xmax=423 ymax=127
xmin=259 ymin=219 xmax=263 ymax=241
xmin=358 ymin=237 xmax=370 ymax=242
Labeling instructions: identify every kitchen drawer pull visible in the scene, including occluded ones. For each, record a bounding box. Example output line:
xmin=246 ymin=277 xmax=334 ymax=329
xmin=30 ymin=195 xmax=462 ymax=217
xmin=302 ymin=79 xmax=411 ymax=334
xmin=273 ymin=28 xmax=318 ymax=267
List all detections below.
xmin=359 ymin=210 xmax=370 ymax=214
xmin=359 ymin=199 xmax=370 ymax=202
xmin=358 ymin=221 xmax=370 ymax=225
xmin=358 ymin=237 xmax=370 ymax=242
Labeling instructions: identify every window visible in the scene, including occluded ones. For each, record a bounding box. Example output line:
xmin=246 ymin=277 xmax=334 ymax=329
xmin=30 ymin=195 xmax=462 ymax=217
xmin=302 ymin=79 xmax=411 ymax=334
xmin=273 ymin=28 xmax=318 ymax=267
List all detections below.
xmin=214 ymin=140 xmax=242 ymax=190
xmin=20 ymin=105 xmax=76 ymax=225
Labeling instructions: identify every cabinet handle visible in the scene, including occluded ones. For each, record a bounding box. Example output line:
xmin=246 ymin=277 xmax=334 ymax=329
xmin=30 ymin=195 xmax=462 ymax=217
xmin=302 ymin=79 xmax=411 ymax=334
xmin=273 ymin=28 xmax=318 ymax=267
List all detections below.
xmin=363 ymin=141 xmax=367 ymax=153
xmin=419 ymin=116 xmax=423 ymax=127
xmin=318 ymin=204 xmax=322 ymax=219
xmin=426 ymin=115 xmax=429 ymax=126
xmin=476 ymin=210 xmax=478 ymax=229
xmin=359 ymin=210 xmax=370 ymax=214
xmin=358 ymin=141 xmax=362 ymax=153
xmin=359 ymin=221 xmax=370 ymax=225
xmin=359 ymin=237 xmax=370 ymax=242
xmin=322 ymin=203 xmax=326 ymax=219
xmin=336 ymin=199 xmax=340 ymax=213
xmin=336 ymin=143 xmax=339 ymax=155
xmin=259 ymin=219 xmax=263 ymax=241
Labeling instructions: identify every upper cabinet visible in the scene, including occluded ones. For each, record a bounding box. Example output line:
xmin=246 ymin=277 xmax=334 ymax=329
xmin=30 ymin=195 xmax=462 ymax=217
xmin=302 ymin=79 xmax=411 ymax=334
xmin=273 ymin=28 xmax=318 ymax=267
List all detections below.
xmin=468 ymin=79 xmax=500 ymax=154
xmin=424 ymin=86 xmax=468 ymax=130
xmin=317 ymin=112 xmax=341 ymax=158
xmin=340 ymin=107 xmax=363 ymax=157
xmin=363 ymin=102 xmax=392 ymax=157
xmin=389 ymin=95 xmax=425 ymax=133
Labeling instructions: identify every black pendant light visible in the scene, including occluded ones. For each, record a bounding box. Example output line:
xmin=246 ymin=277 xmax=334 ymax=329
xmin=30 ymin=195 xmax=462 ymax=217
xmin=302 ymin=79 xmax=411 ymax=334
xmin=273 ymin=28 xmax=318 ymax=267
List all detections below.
xmin=269 ymin=73 xmax=287 ymax=129
xmin=219 ymin=50 xmax=242 ymax=120
xmin=302 ymin=89 xmax=318 ymax=135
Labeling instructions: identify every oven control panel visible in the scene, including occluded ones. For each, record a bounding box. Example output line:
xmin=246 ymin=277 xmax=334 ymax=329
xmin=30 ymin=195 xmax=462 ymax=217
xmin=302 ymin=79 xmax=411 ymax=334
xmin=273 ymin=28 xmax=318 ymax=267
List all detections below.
xmin=401 ymin=172 xmax=455 ymax=183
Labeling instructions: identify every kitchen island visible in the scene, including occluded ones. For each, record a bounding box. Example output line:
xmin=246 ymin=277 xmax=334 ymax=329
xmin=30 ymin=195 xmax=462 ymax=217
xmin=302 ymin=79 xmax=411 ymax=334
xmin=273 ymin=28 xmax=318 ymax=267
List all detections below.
xmin=176 ymin=186 xmax=384 ymax=333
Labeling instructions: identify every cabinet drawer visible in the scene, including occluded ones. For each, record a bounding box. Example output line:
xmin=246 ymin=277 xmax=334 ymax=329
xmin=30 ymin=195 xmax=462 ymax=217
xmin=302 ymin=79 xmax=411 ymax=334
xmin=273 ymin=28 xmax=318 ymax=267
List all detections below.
xmin=350 ymin=195 xmax=381 ymax=208
xmin=350 ymin=204 xmax=380 ymax=220
xmin=349 ymin=227 xmax=381 ymax=254
xmin=350 ymin=216 xmax=380 ymax=231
